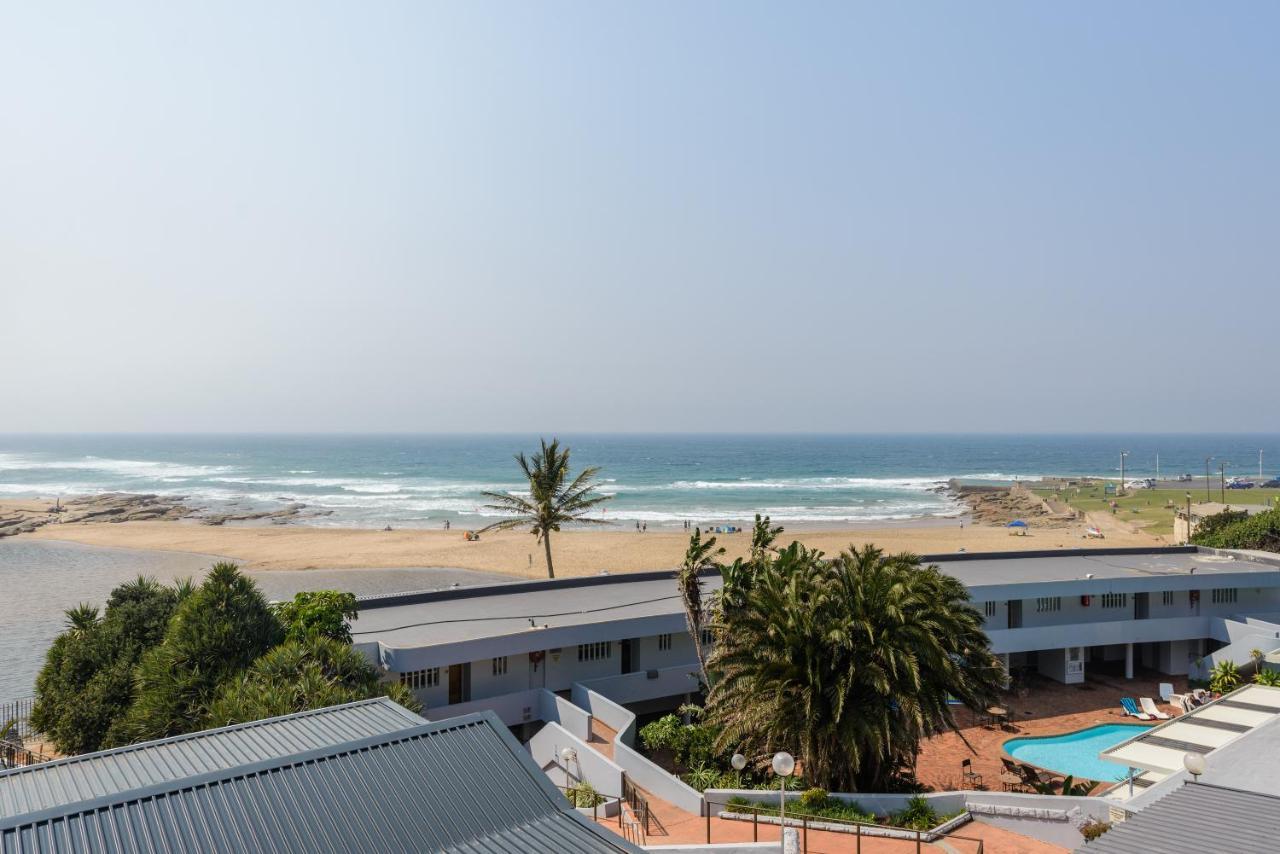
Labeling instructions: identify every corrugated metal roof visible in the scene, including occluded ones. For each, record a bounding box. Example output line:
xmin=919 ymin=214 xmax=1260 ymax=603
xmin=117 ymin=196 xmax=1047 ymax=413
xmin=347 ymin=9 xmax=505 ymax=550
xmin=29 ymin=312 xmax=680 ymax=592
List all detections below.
xmin=0 ymin=697 xmax=425 ymax=819
xmin=1077 ymin=782 xmax=1280 ymax=854
xmin=0 ymin=710 xmax=640 ymax=853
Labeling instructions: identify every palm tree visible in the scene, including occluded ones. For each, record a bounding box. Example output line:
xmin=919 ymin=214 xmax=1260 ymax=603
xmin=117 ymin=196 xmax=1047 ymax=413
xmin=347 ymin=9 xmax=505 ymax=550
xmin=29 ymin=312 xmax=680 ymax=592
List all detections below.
xmin=480 ymin=439 xmax=612 ymax=578
xmin=706 ymin=542 xmax=1004 ymax=791
xmin=679 ymin=528 xmax=726 ymax=684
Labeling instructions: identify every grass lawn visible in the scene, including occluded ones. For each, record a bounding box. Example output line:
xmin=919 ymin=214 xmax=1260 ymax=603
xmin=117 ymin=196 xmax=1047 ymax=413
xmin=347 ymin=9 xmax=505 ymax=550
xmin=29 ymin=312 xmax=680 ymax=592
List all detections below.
xmin=1032 ymin=486 xmax=1280 ymax=538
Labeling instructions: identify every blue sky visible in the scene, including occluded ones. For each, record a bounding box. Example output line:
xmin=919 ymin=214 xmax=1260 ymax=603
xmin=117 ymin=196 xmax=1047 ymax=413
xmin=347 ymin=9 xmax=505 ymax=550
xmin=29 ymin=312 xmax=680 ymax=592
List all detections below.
xmin=3 ymin=3 xmax=1277 ymax=432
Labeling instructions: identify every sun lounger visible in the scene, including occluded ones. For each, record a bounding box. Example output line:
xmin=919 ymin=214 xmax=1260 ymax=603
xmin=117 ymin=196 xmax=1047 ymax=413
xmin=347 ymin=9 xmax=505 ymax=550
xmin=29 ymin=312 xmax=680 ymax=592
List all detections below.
xmin=1140 ymin=697 xmax=1171 ymax=720
xmin=1120 ymin=697 xmax=1153 ymax=720
xmin=1158 ymin=683 xmax=1174 ymax=702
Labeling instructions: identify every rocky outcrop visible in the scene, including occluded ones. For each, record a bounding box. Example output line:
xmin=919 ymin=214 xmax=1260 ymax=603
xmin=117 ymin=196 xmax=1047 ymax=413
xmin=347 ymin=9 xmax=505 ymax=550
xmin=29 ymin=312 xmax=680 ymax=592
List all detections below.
xmin=949 ymin=481 xmax=1077 ymax=528
xmin=198 ymin=503 xmax=334 ymax=526
xmin=0 ymin=493 xmax=192 ymax=538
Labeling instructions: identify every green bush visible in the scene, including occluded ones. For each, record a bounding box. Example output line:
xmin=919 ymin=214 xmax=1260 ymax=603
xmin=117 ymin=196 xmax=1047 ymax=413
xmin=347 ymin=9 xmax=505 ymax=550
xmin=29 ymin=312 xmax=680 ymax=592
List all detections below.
xmin=637 ymin=711 xmax=719 ymax=770
xmin=1255 ymin=668 xmax=1280 ymax=687
xmin=893 ymin=796 xmax=939 ymax=830
xmin=1210 ymin=660 xmax=1241 ymax=695
xmin=566 ymin=782 xmax=605 ymax=808
xmin=1192 ymin=508 xmax=1280 ymax=552
xmin=799 ymin=787 xmax=829 ymax=810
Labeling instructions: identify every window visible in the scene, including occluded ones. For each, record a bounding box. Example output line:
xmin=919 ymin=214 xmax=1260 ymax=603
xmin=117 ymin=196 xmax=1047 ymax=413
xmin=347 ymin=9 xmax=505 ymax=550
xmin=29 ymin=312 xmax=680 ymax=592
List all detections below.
xmin=1035 ymin=597 xmax=1061 ymax=613
xmin=701 ymin=629 xmax=714 ymax=647
xmin=399 ymin=668 xmax=439 ymax=690
xmin=1101 ymin=593 xmax=1128 ymax=609
xmin=1212 ymin=588 xmax=1238 ymax=605
xmin=1162 ymin=591 xmax=1175 ymax=606
xmin=657 ymin=633 xmax=672 ymax=651
xmin=984 ymin=601 xmax=998 ymax=618
xmin=578 ymin=641 xmax=612 ymax=662
xmin=491 ymin=656 xmax=508 ymax=676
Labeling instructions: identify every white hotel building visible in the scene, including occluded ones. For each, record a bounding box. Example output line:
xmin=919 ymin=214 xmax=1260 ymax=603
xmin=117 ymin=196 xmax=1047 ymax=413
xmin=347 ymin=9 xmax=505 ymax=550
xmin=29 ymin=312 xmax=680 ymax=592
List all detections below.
xmin=352 ymin=546 xmax=1280 ymax=725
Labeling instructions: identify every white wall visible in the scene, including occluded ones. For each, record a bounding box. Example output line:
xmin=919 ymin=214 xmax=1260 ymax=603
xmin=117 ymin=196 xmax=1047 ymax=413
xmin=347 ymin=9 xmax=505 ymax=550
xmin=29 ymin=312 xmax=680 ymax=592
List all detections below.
xmin=469 ymin=652 xmax=531 ymax=701
xmin=543 ymin=644 xmax=622 ymax=692
xmin=528 ymin=720 xmax=624 ymax=798
xmin=634 ymin=631 xmax=698 ymax=671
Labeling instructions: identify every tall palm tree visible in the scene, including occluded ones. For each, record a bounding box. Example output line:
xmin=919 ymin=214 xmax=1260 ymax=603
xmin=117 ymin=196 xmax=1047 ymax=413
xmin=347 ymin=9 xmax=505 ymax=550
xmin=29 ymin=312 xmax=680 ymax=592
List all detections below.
xmin=706 ymin=542 xmax=1004 ymax=791
xmin=480 ymin=439 xmax=612 ymax=578
xmin=679 ymin=528 xmax=725 ymax=685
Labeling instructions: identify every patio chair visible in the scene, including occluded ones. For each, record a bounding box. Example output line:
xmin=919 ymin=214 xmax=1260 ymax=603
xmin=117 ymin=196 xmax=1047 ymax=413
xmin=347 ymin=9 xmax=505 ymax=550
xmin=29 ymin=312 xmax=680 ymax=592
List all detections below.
xmin=1158 ymin=682 xmax=1175 ymax=702
xmin=1120 ymin=697 xmax=1153 ymax=720
xmin=1139 ymin=697 xmax=1171 ymax=720
xmin=1017 ymin=763 xmax=1044 ymax=790
xmin=961 ymin=758 xmax=982 ymax=788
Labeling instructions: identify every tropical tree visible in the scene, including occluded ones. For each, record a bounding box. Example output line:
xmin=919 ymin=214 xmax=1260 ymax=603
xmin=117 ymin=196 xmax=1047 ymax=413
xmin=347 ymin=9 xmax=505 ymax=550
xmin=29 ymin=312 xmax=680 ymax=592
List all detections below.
xmin=679 ymin=527 xmax=725 ymax=684
xmin=705 ymin=543 xmax=1004 ymax=792
xmin=479 ymin=438 xmax=612 ymax=578
xmin=109 ymin=563 xmax=283 ymax=745
xmin=274 ymin=590 xmax=359 ymax=644
xmin=750 ymin=513 xmax=783 ymax=565
xmin=206 ymin=636 xmax=420 ymax=725
xmin=31 ymin=577 xmax=185 ymax=754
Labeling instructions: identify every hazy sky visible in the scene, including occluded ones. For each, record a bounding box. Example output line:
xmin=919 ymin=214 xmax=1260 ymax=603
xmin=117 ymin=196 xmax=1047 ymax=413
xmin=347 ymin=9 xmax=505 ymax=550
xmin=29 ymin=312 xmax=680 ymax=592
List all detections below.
xmin=3 ymin=3 xmax=1277 ymax=433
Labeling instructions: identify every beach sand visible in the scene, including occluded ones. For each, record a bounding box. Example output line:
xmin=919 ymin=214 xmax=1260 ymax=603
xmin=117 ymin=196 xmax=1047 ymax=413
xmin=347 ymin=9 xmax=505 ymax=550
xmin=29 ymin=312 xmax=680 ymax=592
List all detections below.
xmin=8 ymin=500 xmax=1165 ymax=578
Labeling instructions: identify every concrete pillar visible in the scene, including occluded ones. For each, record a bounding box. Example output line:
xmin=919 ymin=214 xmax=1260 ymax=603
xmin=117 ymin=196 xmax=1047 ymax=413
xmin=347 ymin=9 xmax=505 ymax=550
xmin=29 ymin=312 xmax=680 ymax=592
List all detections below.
xmin=782 ymin=827 xmax=800 ymax=854
xmin=1125 ymin=643 xmax=1134 ymax=680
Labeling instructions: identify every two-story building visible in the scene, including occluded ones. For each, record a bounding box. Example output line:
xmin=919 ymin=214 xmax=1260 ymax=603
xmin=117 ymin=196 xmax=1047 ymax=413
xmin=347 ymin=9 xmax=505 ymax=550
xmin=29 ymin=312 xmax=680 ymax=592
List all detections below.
xmin=350 ymin=546 xmax=1280 ymax=723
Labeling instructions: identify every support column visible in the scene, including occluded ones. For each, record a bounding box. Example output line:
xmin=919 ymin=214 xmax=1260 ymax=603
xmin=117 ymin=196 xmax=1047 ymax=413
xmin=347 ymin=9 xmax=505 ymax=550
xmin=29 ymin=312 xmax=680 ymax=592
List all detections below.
xmin=1125 ymin=643 xmax=1134 ymax=680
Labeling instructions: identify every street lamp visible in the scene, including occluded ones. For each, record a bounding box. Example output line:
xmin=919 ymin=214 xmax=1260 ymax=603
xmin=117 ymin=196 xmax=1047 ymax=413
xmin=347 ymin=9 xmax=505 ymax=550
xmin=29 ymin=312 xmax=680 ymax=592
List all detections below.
xmin=772 ymin=751 xmax=795 ymax=827
xmin=560 ymin=747 xmax=578 ymax=786
xmin=1183 ymin=751 xmax=1206 ymax=781
xmin=1119 ymin=451 xmax=1129 ymax=497
xmin=731 ymin=753 xmax=747 ymax=772
xmin=1219 ymin=461 xmax=1231 ymax=504
xmin=1205 ymin=457 xmax=1213 ymax=502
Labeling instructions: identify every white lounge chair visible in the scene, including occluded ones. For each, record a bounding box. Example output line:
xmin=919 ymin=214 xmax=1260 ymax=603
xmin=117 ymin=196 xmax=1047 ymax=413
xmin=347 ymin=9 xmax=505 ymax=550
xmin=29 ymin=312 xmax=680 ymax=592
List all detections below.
xmin=1140 ymin=697 xmax=1171 ymax=720
xmin=1158 ymin=682 xmax=1174 ymax=702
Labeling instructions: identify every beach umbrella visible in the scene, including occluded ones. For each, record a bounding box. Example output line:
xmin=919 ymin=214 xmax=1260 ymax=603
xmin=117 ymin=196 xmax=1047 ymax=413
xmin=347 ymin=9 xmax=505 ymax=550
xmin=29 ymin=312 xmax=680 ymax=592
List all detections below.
xmin=1007 ymin=520 xmax=1028 ymax=528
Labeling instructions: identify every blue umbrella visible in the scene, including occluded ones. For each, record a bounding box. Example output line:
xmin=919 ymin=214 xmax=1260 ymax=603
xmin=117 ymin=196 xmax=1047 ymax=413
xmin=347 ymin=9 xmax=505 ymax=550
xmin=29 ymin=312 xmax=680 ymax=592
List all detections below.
xmin=1007 ymin=520 xmax=1028 ymax=528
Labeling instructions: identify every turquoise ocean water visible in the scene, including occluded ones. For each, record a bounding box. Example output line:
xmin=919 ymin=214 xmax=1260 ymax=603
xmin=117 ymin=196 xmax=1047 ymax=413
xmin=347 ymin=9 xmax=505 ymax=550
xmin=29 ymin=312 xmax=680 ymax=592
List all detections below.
xmin=1 ymin=434 xmax=1276 ymax=528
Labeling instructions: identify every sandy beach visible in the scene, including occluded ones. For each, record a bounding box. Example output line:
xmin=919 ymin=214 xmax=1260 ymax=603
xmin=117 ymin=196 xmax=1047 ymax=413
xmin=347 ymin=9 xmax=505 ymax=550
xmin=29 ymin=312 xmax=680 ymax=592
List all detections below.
xmin=4 ymin=498 xmax=1164 ymax=578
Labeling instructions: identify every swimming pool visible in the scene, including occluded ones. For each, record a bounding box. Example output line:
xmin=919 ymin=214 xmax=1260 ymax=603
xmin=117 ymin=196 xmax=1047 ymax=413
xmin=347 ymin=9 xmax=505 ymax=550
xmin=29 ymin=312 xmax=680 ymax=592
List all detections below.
xmin=1003 ymin=724 xmax=1150 ymax=782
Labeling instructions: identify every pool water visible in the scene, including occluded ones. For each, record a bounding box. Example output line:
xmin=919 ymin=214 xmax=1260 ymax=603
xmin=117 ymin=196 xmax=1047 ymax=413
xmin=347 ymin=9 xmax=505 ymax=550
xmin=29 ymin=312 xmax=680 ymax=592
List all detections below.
xmin=1003 ymin=724 xmax=1150 ymax=782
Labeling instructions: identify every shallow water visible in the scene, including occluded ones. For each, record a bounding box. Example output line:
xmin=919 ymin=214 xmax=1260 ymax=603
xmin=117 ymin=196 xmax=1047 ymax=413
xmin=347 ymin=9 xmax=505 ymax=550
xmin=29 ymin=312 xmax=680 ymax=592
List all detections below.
xmin=0 ymin=539 xmax=510 ymax=701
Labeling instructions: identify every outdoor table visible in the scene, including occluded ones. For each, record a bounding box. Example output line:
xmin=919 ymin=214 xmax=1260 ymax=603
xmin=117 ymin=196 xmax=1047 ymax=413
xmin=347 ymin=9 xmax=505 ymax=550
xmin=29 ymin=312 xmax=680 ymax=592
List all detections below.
xmin=986 ymin=705 xmax=1008 ymax=727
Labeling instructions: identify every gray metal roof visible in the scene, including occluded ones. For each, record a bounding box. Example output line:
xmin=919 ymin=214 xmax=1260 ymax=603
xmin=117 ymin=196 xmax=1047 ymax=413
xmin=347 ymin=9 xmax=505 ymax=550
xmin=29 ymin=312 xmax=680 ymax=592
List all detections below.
xmin=930 ymin=547 xmax=1280 ymax=589
xmin=0 ymin=710 xmax=641 ymax=853
xmin=0 ymin=698 xmax=425 ymax=820
xmin=1076 ymin=782 xmax=1280 ymax=854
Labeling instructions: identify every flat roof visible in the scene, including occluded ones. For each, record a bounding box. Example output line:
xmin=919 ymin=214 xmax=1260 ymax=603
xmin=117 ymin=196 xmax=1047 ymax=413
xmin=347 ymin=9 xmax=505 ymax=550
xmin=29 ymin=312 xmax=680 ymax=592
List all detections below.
xmin=352 ymin=548 xmax=1280 ymax=662
xmin=1103 ymin=686 xmax=1280 ymax=810
xmin=353 ymin=571 xmax=722 ymax=651
xmin=931 ymin=547 xmax=1280 ymax=588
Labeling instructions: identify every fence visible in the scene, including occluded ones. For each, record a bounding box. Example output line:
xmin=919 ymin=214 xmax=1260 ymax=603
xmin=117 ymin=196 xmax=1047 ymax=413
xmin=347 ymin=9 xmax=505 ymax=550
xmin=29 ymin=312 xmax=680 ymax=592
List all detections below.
xmin=708 ymin=804 xmax=987 ymax=854
xmin=0 ymin=696 xmax=37 ymax=742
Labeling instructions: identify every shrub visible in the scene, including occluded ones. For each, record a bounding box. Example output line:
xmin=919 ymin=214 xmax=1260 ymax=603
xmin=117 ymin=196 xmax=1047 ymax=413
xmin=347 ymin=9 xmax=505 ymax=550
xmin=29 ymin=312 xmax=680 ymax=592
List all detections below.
xmin=1210 ymin=660 xmax=1241 ymax=695
xmin=1255 ymin=668 xmax=1280 ymax=687
xmin=1080 ymin=820 xmax=1112 ymax=841
xmin=725 ymin=796 xmax=752 ymax=814
xmin=1192 ymin=508 xmax=1280 ymax=552
xmin=567 ymin=782 xmax=605 ymax=808
xmin=273 ymin=590 xmax=359 ymax=643
xmin=799 ymin=788 xmax=830 ymax=810
xmin=893 ymin=796 xmax=939 ymax=830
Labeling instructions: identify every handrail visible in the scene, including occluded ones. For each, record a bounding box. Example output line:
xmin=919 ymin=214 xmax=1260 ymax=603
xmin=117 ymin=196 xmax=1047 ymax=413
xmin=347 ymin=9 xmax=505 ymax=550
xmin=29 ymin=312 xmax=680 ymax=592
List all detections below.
xmin=718 ymin=803 xmax=988 ymax=852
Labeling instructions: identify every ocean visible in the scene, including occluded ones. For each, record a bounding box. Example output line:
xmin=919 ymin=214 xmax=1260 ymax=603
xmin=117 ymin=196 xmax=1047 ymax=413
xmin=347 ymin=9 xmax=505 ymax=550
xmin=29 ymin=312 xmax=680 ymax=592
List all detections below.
xmin=2 ymin=434 xmax=1277 ymax=529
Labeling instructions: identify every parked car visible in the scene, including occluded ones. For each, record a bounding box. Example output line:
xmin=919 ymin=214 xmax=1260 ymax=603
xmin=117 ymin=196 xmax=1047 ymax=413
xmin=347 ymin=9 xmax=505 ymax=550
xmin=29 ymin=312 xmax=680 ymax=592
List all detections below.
xmin=1176 ymin=473 xmax=1194 ymax=482
xmin=1263 ymin=478 xmax=1280 ymax=488
xmin=1226 ymin=479 xmax=1255 ymax=490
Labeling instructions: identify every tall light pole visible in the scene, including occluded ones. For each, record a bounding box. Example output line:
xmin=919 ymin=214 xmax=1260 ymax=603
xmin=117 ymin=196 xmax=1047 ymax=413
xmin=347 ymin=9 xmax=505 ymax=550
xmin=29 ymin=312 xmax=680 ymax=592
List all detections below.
xmin=1219 ymin=461 xmax=1231 ymax=504
xmin=1205 ymin=457 xmax=1213 ymax=502
xmin=1185 ymin=492 xmax=1193 ymax=544
xmin=1119 ymin=451 xmax=1129 ymax=497
xmin=772 ymin=751 xmax=795 ymax=829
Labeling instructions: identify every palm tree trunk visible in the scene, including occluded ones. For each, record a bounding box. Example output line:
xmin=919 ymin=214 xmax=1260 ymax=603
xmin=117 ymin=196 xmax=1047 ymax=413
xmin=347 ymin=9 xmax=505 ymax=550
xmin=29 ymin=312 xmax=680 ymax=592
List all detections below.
xmin=543 ymin=531 xmax=555 ymax=579
xmin=686 ymin=614 xmax=707 ymax=686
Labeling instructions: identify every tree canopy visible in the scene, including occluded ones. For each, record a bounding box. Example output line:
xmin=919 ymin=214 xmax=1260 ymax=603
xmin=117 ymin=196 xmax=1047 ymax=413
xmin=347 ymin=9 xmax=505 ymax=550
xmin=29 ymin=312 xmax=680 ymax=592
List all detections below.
xmin=1192 ymin=507 xmax=1280 ymax=552
xmin=31 ymin=576 xmax=186 ymax=754
xmin=273 ymin=590 xmax=360 ymax=644
xmin=479 ymin=438 xmax=612 ymax=578
xmin=705 ymin=543 xmax=1004 ymax=792
xmin=108 ymin=562 xmax=284 ymax=745
xmin=206 ymin=636 xmax=420 ymax=725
